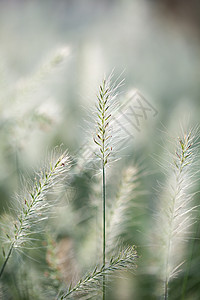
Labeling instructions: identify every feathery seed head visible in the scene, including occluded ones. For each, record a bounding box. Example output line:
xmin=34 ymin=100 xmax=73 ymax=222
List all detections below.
xmin=59 ymin=246 xmax=138 ymax=299
xmin=152 ymin=128 xmax=198 ymax=297
xmin=93 ymin=74 xmax=122 ymax=167
xmin=0 ymin=150 xmax=71 ymax=254
xmin=107 ymin=166 xmax=140 ymax=252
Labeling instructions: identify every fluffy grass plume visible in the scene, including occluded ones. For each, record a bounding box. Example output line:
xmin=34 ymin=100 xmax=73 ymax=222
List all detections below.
xmin=58 ymin=246 xmax=138 ymax=300
xmin=93 ymin=72 xmax=123 ymax=167
xmin=153 ymin=128 xmax=198 ymax=299
xmin=0 ymin=149 xmax=71 ymax=279
xmin=107 ymin=165 xmax=141 ymax=253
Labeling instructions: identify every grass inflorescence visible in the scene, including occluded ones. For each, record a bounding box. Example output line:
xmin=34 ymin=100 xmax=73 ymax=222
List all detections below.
xmin=58 ymin=246 xmax=138 ymax=300
xmin=153 ymin=129 xmax=199 ymax=299
xmin=93 ymin=74 xmax=125 ymax=300
xmin=0 ymin=71 xmax=199 ymax=300
xmin=0 ymin=150 xmax=71 ymax=279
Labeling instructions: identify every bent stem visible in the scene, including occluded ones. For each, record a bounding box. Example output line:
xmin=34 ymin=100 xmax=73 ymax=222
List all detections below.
xmin=0 ymin=243 xmax=14 ymax=279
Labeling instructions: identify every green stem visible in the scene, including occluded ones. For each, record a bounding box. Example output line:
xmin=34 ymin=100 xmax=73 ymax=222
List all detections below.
xmin=102 ymin=163 xmax=106 ymax=300
xmin=0 ymin=243 xmax=14 ymax=279
xmin=101 ymin=79 xmax=106 ymax=300
xmin=164 ymin=281 xmax=168 ymax=300
xmin=181 ymin=220 xmax=199 ymax=299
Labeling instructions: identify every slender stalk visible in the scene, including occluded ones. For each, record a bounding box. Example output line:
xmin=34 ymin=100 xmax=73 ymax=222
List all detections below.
xmin=0 ymin=243 xmax=14 ymax=279
xmin=93 ymin=76 xmax=119 ymax=299
xmin=164 ymin=192 xmax=176 ymax=300
xmin=164 ymin=281 xmax=168 ymax=300
xmin=181 ymin=220 xmax=199 ymax=299
xmin=101 ymin=80 xmax=106 ymax=300
xmin=102 ymin=163 xmax=106 ymax=300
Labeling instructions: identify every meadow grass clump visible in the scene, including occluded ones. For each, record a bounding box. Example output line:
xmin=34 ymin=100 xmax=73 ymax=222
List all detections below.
xmin=2 ymin=70 xmax=199 ymax=300
xmin=0 ymin=74 xmax=139 ymax=300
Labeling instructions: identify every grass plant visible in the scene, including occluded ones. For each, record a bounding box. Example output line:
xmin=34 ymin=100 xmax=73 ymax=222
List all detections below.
xmin=0 ymin=72 xmax=199 ymax=300
xmin=153 ymin=129 xmax=198 ymax=299
xmin=0 ymin=150 xmax=71 ymax=279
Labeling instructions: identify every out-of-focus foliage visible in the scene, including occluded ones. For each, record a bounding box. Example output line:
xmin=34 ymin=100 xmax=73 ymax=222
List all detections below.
xmin=0 ymin=0 xmax=200 ymax=299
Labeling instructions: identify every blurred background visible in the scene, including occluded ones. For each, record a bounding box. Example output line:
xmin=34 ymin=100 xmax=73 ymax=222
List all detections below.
xmin=0 ymin=0 xmax=200 ymax=299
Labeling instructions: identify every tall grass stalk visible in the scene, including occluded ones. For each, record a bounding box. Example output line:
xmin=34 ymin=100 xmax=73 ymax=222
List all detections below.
xmin=93 ymin=75 xmax=121 ymax=299
xmin=154 ymin=129 xmax=198 ymax=299
xmin=0 ymin=150 xmax=71 ymax=279
xmin=102 ymin=162 xmax=106 ymax=299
